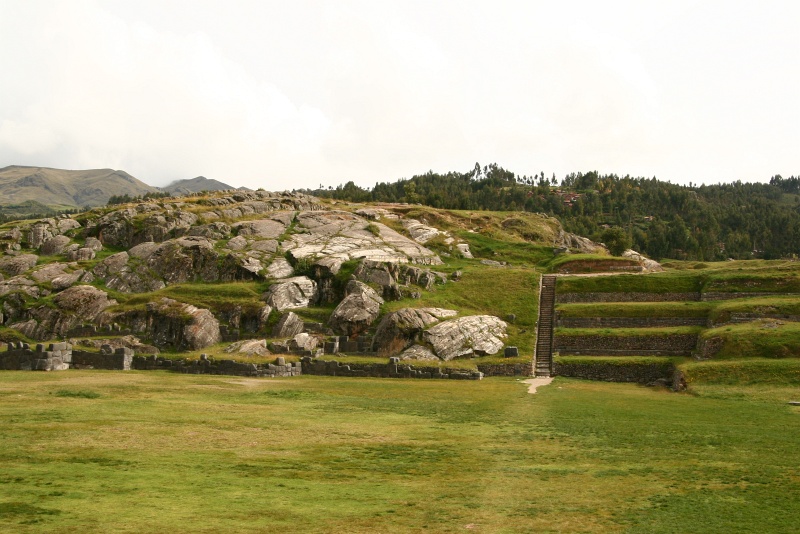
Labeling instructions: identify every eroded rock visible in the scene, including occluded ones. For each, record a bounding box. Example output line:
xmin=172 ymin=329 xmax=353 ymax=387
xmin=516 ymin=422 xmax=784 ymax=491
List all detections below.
xmin=145 ymin=298 xmax=221 ymax=350
xmin=272 ymin=311 xmax=305 ymax=338
xmin=263 ymin=276 xmax=318 ymax=311
xmin=423 ymin=315 xmax=508 ymax=360
xmin=329 ymin=280 xmax=384 ymax=336
xmin=0 ymin=254 xmax=38 ymax=276
xmin=372 ymin=307 xmax=458 ymax=356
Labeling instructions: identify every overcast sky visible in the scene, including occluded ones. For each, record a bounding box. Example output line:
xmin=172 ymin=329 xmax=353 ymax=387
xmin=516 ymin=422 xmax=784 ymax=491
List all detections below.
xmin=1 ymin=0 xmax=798 ymax=190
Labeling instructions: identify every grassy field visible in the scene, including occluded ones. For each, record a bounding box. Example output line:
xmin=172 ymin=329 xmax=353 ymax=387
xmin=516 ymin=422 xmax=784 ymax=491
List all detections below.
xmin=0 ymin=372 xmax=798 ymax=533
xmin=556 ymin=301 xmax=715 ymax=318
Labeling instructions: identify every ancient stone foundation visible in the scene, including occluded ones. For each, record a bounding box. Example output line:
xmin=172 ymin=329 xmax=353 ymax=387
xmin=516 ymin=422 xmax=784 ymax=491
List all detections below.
xmin=553 ymin=359 xmax=677 ymax=387
xmin=0 ymin=342 xmax=72 ymax=371
xmin=0 ymin=342 xmax=134 ymax=371
xmin=300 ymin=357 xmax=484 ymax=380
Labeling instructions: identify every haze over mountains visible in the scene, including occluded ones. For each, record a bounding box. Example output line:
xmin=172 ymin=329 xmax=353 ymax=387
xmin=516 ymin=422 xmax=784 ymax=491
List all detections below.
xmin=0 ymin=165 xmax=242 ymax=210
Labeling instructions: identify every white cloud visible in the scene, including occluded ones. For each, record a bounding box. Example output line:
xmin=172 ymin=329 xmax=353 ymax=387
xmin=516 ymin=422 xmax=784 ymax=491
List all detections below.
xmin=0 ymin=0 xmax=798 ymax=188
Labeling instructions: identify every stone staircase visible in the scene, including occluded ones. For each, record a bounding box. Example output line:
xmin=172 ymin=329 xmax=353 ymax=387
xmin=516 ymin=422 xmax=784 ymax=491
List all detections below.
xmin=535 ymin=275 xmax=557 ymax=377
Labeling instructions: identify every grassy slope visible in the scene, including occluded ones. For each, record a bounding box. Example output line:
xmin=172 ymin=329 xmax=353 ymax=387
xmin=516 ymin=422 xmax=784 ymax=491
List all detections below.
xmin=700 ymin=321 xmax=800 ymax=359
xmin=0 ymin=372 xmax=798 ymax=533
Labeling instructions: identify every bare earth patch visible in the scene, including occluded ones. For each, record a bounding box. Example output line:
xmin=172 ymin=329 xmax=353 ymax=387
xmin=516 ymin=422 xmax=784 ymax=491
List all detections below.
xmin=522 ymin=377 xmax=553 ymax=394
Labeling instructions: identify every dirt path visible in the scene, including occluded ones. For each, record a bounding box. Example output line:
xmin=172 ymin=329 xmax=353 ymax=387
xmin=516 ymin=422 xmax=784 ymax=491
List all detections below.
xmin=522 ymin=377 xmax=553 ymax=394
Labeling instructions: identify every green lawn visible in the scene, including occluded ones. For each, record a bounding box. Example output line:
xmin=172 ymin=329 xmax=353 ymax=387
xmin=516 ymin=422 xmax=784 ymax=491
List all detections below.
xmin=0 ymin=372 xmax=798 ymax=533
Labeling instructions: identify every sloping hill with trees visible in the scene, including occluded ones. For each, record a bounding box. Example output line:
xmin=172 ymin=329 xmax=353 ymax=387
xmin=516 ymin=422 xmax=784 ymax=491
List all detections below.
xmin=307 ymin=164 xmax=800 ymax=261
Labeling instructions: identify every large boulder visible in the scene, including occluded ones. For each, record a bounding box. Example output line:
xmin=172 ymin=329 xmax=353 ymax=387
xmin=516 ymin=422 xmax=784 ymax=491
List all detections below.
xmin=328 ymin=280 xmax=384 ymax=336
xmin=0 ymin=254 xmax=38 ymax=276
xmin=145 ymin=298 xmax=221 ymax=350
xmin=272 ymin=311 xmax=305 ymax=338
xmin=399 ymin=344 xmax=439 ymax=361
xmin=622 ymin=249 xmax=664 ymax=273
xmin=262 ymin=276 xmax=318 ymax=311
xmin=224 ymin=339 xmax=270 ymax=356
xmin=40 ymin=235 xmax=72 ymax=255
xmin=372 ymin=307 xmax=458 ymax=356
xmin=423 ymin=315 xmax=508 ymax=361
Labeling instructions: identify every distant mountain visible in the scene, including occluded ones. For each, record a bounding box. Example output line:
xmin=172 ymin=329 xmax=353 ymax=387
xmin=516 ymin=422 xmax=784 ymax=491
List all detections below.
xmin=162 ymin=176 xmax=249 ymax=195
xmin=0 ymin=165 xmax=157 ymax=208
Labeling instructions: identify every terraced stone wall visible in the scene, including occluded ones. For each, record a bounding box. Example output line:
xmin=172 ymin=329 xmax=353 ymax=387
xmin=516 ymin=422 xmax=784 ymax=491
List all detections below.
xmin=554 ymin=334 xmax=698 ymax=356
xmin=553 ymin=359 xmax=678 ymax=386
xmin=556 ymin=292 xmax=701 ymax=303
xmin=556 ymin=317 xmax=708 ymax=328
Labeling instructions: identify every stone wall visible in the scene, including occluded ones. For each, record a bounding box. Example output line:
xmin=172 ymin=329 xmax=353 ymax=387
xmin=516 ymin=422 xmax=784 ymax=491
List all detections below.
xmin=556 ymin=316 xmax=708 ymax=328
xmin=554 ymin=334 xmax=698 ymax=356
xmin=556 ymin=292 xmax=701 ymax=303
xmin=476 ymin=363 xmax=533 ymax=377
xmin=700 ymin=291 xmax=787 ymax=301
xmin=553 ymin=359 xmax=677 ymax=386
xmin=71 ymin=348 xmax=133 ymax=370
xmin=0 ymin=341 xmax=72 ymax=370
xmin=131 ymin=355 xmax=301 ymax=377
xmin=301 ymin=357 xmax=484 ymax=380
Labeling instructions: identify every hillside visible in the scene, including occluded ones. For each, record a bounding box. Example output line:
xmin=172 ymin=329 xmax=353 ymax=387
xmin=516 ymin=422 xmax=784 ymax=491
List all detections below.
xmin=0 ymin=165 xmax=156 ymax=209
xmin=1 ymin=188 xmax=798 ymax=382
xmin=163 ymin=176 xmax=247 ymax=194
xmin=307 ymin=164 xmax=800 ymax=261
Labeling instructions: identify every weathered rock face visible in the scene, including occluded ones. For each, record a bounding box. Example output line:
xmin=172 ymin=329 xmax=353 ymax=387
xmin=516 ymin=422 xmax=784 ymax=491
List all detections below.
xmin=145 ymin=298 xmax=221 ymax=350
xmin=40 ymin=235 xmax=72 ymax=255
xmin=0 ymin=277 xmax=40 ymax=298
xmin=0 ymin=254 xmax=38 ymax=276
xmin=272 ymin=311 xmax=305 ymax=338
xmin=282 ymin=210 xmax=442 ymax=266
xmin=401 ymin=219 xmax=441 ymax=244
xmin=399 ymin=344 xmax=439 ymax=361
xmin=93 ymin=251 xmax=166 ymax=293
xmin=622 ymin=249 xmax=663 ymax=272
xmin=266 ymin=258 xmax=294 ymax=279
xmin=92 ymin=237 xmax=260 ymax=292
xmin=423 ymin=315 xmax=508 ymax=361
xmin=329 ymin=280 xmax=384 ymax=336
xmin=224 ymin=339 xmax=270 ymax=356
xmin=263 ymin=276 xmax=318 ymax=311
xmin=10 ymin=285 xmax=117 ymax=340
xmin=372 ymin=307 xmax=458 ymax=356
xmin=555 ymin=230 xmax=607 ymax=254
xmin=290 ymin=332 xmax=318 ymax=352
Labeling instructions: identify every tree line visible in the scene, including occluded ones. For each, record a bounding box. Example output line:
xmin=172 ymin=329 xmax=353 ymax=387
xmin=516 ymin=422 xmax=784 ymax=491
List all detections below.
xmin=301 ymin=164 xmax=800 ymax=261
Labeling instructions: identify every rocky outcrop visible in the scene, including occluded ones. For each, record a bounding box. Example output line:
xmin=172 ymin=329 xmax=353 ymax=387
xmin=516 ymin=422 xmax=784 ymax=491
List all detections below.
xmin=555 ymin=230 xmax=606 ymax=254
xmin=263 ymin=276 xmax=318 ymax=311
xmin=40 ymin=235 xmax=72 ymax=255
xmin=145 ymin=298 xmax=221 ymax=350
xmin=224 ymin=339 xmax=270 ymax=356
xmin=0 ymin=277 xmax=40 ymax=298
xmin=282 ymin=210 xmax=442 ymax=266
xmin=372 ymin=307 xmax=458 ymax=356
xmin=0 ymin=254 xmax=38 ymax=276
xmin=622 ymin=249 xmax=663 ymax=272
xmin=10 ymin=285 xmax=117 ymax=340
xmin=272 ymin=311 xmax=305 ymax=338
xmin=423 ymin=315 xmax=508 ymax=361
xmin=401 ymin=219 xmax=440 ymax=244
xmin=93 ymin=251 xmax=166 ymax=293
xmin=329 ymin=280 xmax=384 ymax=336
xmin=399 ymin=344 xmax=439 ymax=361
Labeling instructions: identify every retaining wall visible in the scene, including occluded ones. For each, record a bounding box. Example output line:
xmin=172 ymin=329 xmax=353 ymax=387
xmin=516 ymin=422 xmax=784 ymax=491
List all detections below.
xmin=0 ymin=342 xmax=72 ymax=371
xmin=556 ymin=317 xmax=708 ymax=328
xmin=556 ymin=292 xmax=701 ymax=303
xmin=554 ymin=334 xmax=698 ymax=356
xmin=131 ymin=355 xmax=301 ymax=377
xmin=553 ymin=359 xmax=677 ymax=385
xmin=300 ymin=357 xmax=484 ymax=380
